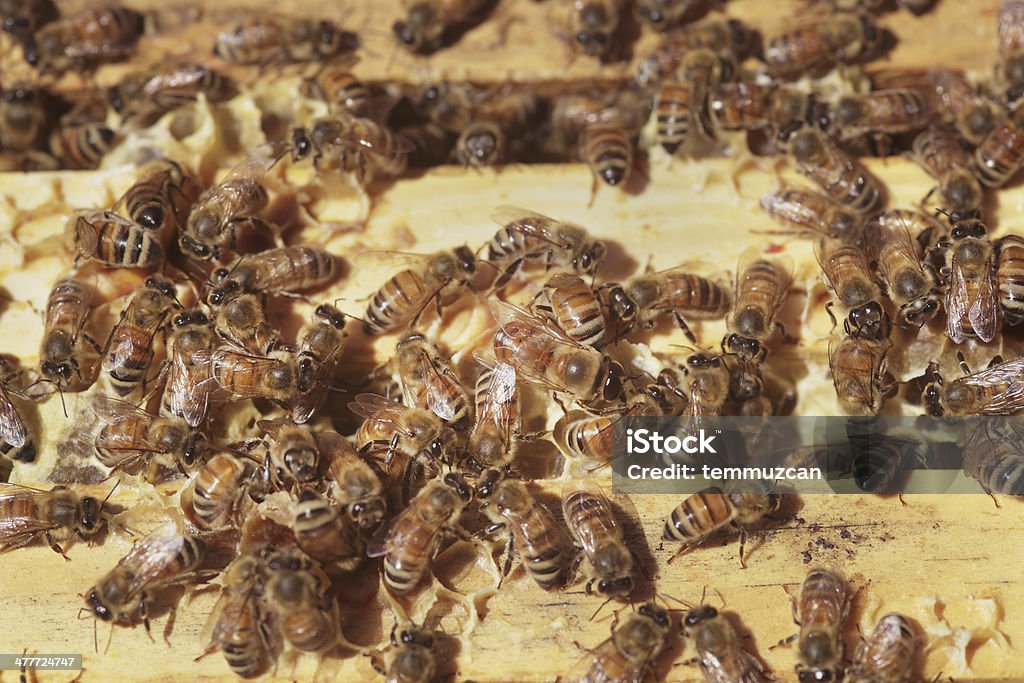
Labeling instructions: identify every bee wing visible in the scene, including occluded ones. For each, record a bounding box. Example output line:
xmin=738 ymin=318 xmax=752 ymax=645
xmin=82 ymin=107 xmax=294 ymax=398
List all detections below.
xmin=968 ymin=268 xmax=999 ymax=343
xmin=92 ymin=395 xmax=155 ymax=424
xmin=944 ymin=255 xmax=972 ymax=344
xmin=999 ymin=0 xmax=1024 ymax=54
xmin=828 ymin=337 xmax=877 ymax=411
xmin=318 ymin=430 xmax=360 ymax=466
xmin=489 ymin=206 xmax=574 ymax=249
xmin=222 ymin=149 xmax=270 ymax=184
xmin=562 ymin=482 xmax=621 ymax=557
xmin=339 ymin=128 xmax=416 ymax=155
xmin=207 ymin=349 xmax=283 ymax=401
xmin=735 ymin=246 xmax=793 ymax=308
xmin=0 ymin=386 xmax=28 ymax=448
xmin=352 ymin=250 xmax=435 ymax=274
xmin=959 ymin=359 xmax=1024 ymax=413
xmin=421 ymin=355 xmax=465 ymax=423
xmin=490 ymin=300 xmax=589 ymax=392
xmin=491 ymin=300 xmax=584 ymax=348
xmin=365 ymin=514 xmax=396 ymax=558
xmin=122 ymin=532 xmax=198 ymax=597
xmin=166 ymin=352 xmax=211 ymax=428
xmin=348 ymin=393 xmax=415 ymax=436
xmin=0 ymin=484 xmax=62 ymax=545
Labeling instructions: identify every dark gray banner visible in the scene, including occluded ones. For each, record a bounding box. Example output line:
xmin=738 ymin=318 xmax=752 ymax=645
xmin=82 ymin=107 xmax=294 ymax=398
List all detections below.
xmin=608 ymin=416 xmax=1024 ymax=495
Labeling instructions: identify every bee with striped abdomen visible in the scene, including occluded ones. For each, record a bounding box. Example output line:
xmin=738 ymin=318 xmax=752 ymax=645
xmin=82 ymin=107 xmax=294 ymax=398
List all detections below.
xmin=301 ymin=59 xmax=369 ymax=117
xmin=214 ymin=15 xmax=357 ymax=66
xmin=293 ymin=489 xmax=363 ymax=567
xmin=823 ymin=89 xmax=930 ymax=140
xmin=864 ymin=210 xmax=942 ymax=327
xmin=829 ymin=334 xmax=891 ymax=416
xmin=395 ymin=333 xmax=472 ymax=432
xmin=212 ymin=293 xmax=279 ymax=356
xmin=39 ymin=277 xmax=98 ymax=391
xmin=160 ymin=309 xmax=215 ymax=429
xmin=68 ymin=210 xmax=165 ymax=269
xmin=320 ymin=430 xmax=385 ymax=529
xmin=652 ymin=48 xmax=724 ymax=155
xmin=924 ymin=355 xmax=1024 ymax=417
xmin=485 ymin=206 xmax=605 ymax=289
xmin=911 ymin=127 xmax=982 ymax=218
xmin=792 ymin=567 xmax=851 ymax=683
xmin=580 ymin=123 xmax=633 ymax=201
xmin=975 ymin=100 xmax=1024 ymax=188
xmin=997 ymin=234 xmax=1024 ymax=326
xmin=109 ymin=63 xmax=236 ymax=123
xmin=361 ymin=247 xmax=476 ymax=335
xmin=52 ymin=100 xmax=115 ymax=170
xmin=370 ymin=472 xmax=473 ymax=595
xmin=760 ymin=188 xmax=862 ymax=243
xmin=114 ymin=159 xmax=201 ymax=236
xmin=262 ymin=548 xmax=340 ymax=653
xmin=100 ymin=275 xmax=179 ymax=397
xmin=257 ymin=419 xmax=321 ymax=492
xmin=533 ymin=273 xmax=606 ymax=348
xmin=789 ymin=128 xmax=881 ymax=213
xmin=0 ymin=483 xmax=107 ymax=558
xmin=683 ymin=604 xmax=769 ymax=683
xmin=762 ymin=12 xmax=880 ymax=79
xmin=468 ymin=360 xmax=519 ymax=468
xmin=350 ymin=393 xmax=455 ymax=471
xmin=962 ymin=419 xmax=1024 ymax=495
xmin=663 ymin=482 xmax=779 ymax=566
xmin=562 ymin=481 xmax=634 ymax=598
xmin=724 ymin=250 xmax=793 ymax=364
xmin=180 ymin=453 xmax=253 ymax=531
xmin=26 ymin=6 xmax=145 ymax=72
xmin=938 ymin=213 xmax=998 ymax=344
xmin=476 ymin=468 xmax=567 ymax=591
xmin=999 ymin=1 xmax=1024 ymax=96
xmin=844 ymin=613 xmax=918 ymax=683
xmin=815 ymin=238 xmax=885 ymax=338
xmin=207 ymin=246 xmax=337 ymax=307
xmin=575 ymin=602 xmax=670 ymax=683
xmin=292 ymin=304 xmax=347 ymax=424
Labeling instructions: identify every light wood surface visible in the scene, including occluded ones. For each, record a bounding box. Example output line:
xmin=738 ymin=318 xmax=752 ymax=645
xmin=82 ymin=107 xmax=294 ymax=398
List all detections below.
xmin=0 ymin=0 xmax=1022 ymax=682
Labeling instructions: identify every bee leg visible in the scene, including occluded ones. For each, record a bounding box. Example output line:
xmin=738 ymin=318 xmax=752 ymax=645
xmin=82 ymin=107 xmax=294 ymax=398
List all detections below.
xmin=665 ymin=544 xmax=692 ymax=566
xmin=368 ymin=652 xmax=386 ymax=676
xmin=987 ymin=354 xmax=1005 ymax=369
xmin=587 ymin=173 xmax=600 ymax=209
xmin=733 ymin=523 xmax=751 ymax=569
xmin=771 ymin=632 xmax=798 ymax=650
xmin=672 ymin=313 xmax=697 ymax=345
xmin=162 ymin=604 xmax=177 ymax=646
xmin=140 ymin=600 xmax=154 ymax=643
xmin=45 ymin=532 xmax=70 ymax=561
xmin=825 ymin=302 xmax=838 ymax=331
xmin=82 ymin=332 xmax=102 ymax=355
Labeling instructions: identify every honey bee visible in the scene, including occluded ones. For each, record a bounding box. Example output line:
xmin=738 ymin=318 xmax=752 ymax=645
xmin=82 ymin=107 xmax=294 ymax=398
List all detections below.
xmin=570 ymin=0 xmax=626 ymax=60
xmin=924 ymin=356 xmax=1024 ymax=417
xmin=843 ymin=613 xmax=917 ymax=683
xmin=455 ymin=120 xmax=506 ymax=168
xmin=652 ymin=48 xmax=724 ymax=154
xmin=548 ymin=90 xmax=647 ymax=154
xmin=84 ymin=530 xmax=206 ymax=630
xmin=293 ymin=489 xmax=363 ymax=567
xmin=68 ymin=210 xmax=165 ymax=269
xmin=662 ymin=483 xmax=780 ymax=566
xmin=962 ymin=419 xmax=1024 ymax=495
xmin=938 ymin=214 xmax=998 ymax=344
xmin=468 ymin=361 xmax=519 ymax=468
xmin=724 ymin=251 xmax=793 ymax=363
xmin=999 ymin=1 xmax=1024 ymax=96
xmin=52 ymin=102 xmax=116 ymax=170
xmin=552 ymin=402 xmax=659 ymax=469
xmin=393 ymin=0 xmax=491 ymax=53
xmin=683 ymin=605 xmax=769 ymax=683
xmin=0 ymin=483 xmax=107 ymax=558
xmin=361 ymin=247 xmax=476 ymax=335
xmin=975 ymin=100 xmax=1024 ymax=188
xmin=533 ymin=273 xmax=606 ymax=348
xmin=485 ymin=206 xmax=606 ymax=289
xmin=0 ymin=361 xmax=33 ymax=463
xmin=476 ymin=468 xmax=566 ymax=591
xmin=382 ymin=625 xmax=437 ymax=683
xmin=789 ymin=128 xmax=881 ymax=213
xmin=762 ymin=13 xmax=880 ymax=79
xmin=101 ymin=275 xmax=179 ymax=397
xmin=562 ymin=481 xmax=633 ymax=598
xmin=109 ymin=63 xmax=236 ymax=122
xmin=257 ymin=419 xmax=320 ymax=491
xmin=212 ymin=293 xmax=279 ymax=356
xmin=207 ymin=246 xmax=337 ymax=306
xmin=824 ymin=89 xmax=930 ymax=140
xmin=911 ymin=127 xmax=982 ymax=216
xmin=760 ymin=188 xmax=862 ymax=242
xmin=350 ymin=393 xmax=455 ymax=469
xmin=26 ymin=7 xmax=145 ymax=72
xmin=634 ymin=0 xmax=701 ymax=29
xmin=395 ymin=333 xmax=472 ymax=431
xmin=997 ymin=234 xmax=1024 ymax=325
xmin=793 ymin=567 xmax=851 ymax=683
xmin=0 ymin=84 xmax=48 ymax=152
xmin=203 ymin=347 xmax=298 ymax=409
xmin=0 ymin=0 xmax=57 ymax=39
xmin=829 ymin=334 xmax=891 ymax=416
xmin=492 ymin=301 xmax=625 ymax=410
xmin=580 ymin=123 xmax=634 ymax=199
xmin=634 ymin=18 xmax=751 ymax=89
xmin=115 ymin=159 xmax=201 ymax=235
xmin=93 ymin=396 xmax=206 ymax=480
xmin=925 ymin=68 xmax=998 ymax=146
xmin=864 ymin=210 xmax=942 ymax=327
xmin=301 ymin=60 xmax=369 ymax=117
xmin=39 ymin=277 xmax=98 ymax=391
xmin=214 ymin=16 xmax=357 ymax=65
xmin=815 ymin=238 xmax=885 ymax=337
xmin=413 ymin=81 xmax=476 ymax=133
xmin=710 ymin=80 xmax=811 ymax=139
xmin=320 ymin=430 xmax=385 ymax=529
xmin=199 ymin=553 xmax=275 ymax=680
xmin=180 ymin=153 xmax=271 ymax=261
xmin=261 ymin=548 xmax=339 ymax=653
xmin=601 ymin=267 xmax=730 ymax=341
xmin=180 ymin=453 xmax=253 ymax=531
xmin=682 ymin=351 xmax=731 ymax=418
xmin=576 ymin=602 xmax=670 ymax=683
xmin=293 ymin=304 xmax=347 ymax=424
xmin=160 ymin=308 xmax=215 ymax=428
xmin=401 ymin=122 xmax=456 ymax=168
xmin=291 ymin=116 xmax=413 ymax=187
xmin=370 ymin=472 xmax=473 ymax=595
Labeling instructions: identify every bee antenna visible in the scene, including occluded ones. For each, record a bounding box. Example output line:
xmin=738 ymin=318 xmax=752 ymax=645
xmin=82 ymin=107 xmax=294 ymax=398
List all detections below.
xmin=55 ymin=382 xmax=68 ymax=418
xmin=589 ymin=596 xmax=615 ymax=622
xmin=657 ymin=592 xmax=693 ymax=609
xmin=101 ymin=479 xmax=120 ymax=507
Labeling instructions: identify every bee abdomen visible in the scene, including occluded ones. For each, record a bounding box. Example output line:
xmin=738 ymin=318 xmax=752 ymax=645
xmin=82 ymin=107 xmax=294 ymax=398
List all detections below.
xmin=662 ymin=488 xmax=733 ymax=542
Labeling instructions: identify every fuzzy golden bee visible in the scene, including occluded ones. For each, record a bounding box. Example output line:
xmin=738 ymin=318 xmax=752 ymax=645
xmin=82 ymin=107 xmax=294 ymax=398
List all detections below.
xmin=100 ymin=275 xmax=179 ymax=397
xmin=0 ymin=483 xmax=108 ymax=558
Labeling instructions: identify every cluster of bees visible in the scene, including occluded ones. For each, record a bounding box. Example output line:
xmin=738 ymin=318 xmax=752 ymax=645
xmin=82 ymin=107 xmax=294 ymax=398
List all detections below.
xmin=0 ymin=0 xmax=1022 ymax=681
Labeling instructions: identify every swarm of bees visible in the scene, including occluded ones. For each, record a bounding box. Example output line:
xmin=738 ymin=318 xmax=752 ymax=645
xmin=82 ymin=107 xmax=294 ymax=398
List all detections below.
xmin=1 ymin=0 xmax=1022 ymax=681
